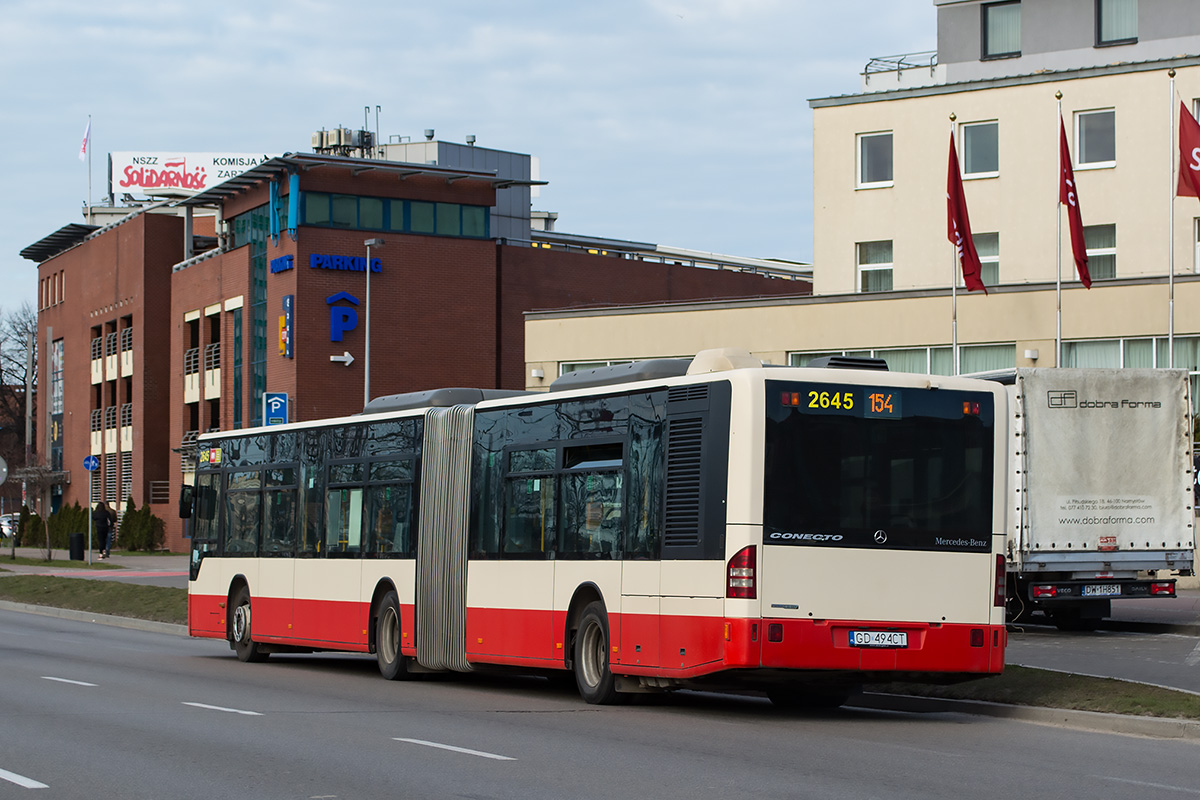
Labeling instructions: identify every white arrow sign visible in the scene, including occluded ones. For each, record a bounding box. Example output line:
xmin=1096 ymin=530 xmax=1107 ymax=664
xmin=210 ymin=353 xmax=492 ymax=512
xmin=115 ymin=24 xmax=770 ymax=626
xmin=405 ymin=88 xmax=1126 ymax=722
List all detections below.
xmin=330 ymin=351 xmax=355 ymax=366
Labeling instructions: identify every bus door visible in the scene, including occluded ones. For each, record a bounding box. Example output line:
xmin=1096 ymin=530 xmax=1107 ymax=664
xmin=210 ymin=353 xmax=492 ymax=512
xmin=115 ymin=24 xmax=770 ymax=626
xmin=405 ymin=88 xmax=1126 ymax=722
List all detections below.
xmin=295 ymin=463 xmax=366 ymax=647
xmin=254 ymin=465 xmax=299 ymax=640
xmin=467 ymin=461 xmax=557 ymax=664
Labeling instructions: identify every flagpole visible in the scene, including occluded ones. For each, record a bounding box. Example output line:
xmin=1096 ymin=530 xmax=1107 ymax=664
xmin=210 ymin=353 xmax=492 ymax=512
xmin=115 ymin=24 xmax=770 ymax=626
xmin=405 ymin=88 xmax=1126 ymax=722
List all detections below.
xmin=87 ymin=115 xmax=92 ymax=214
xmin=950 ymin=113 xmax=959 ymax=375
xmin=1056 ymin=93 xmax=1063 ymax=367
xmin=1169 ymin=69 xmax=1177 ymax=368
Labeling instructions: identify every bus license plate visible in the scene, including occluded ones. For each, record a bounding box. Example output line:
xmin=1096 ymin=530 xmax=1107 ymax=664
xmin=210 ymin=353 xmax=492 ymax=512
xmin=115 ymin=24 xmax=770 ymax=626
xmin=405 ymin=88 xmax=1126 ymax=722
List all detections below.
xmin=1082 ymin=584 xmax=1120 ymax=597
xmin=850 ymin=631 xmax=908 ymax=648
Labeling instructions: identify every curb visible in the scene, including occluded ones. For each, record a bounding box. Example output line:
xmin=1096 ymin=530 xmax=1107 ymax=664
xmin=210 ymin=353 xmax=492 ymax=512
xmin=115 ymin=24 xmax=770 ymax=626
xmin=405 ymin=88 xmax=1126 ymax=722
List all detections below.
xmin=852 ymin=691 xmax=1200 ymax=741
xmin=0 ymin=599 xmax=188 ymax=637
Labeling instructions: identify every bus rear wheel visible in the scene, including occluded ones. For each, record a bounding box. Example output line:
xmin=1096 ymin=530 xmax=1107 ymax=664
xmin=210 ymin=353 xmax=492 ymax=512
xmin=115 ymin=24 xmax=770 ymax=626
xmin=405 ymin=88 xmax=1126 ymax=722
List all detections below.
xmin=375 ymin=590 xmax=410 ymax=680
xmin=573 ymin=602 xmax=625 ymax=705
xmin=230 ymin=586 xmax=269 ymax=663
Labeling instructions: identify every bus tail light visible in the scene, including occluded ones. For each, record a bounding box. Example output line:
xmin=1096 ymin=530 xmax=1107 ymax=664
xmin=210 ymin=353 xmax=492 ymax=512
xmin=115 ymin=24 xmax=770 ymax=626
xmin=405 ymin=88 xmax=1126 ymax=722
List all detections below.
xmin=1150 ymin=582 xmax=1175 ymax=596
xmin=727 ymin=545 xmax=756 ymax=599
xmin=969 ymin=628 xmax=985 ymax=647
xmin=1032 ymin=584 xmax=1057 ymax=599
xmin=994 ymin=554 xmax=1006 ymax=607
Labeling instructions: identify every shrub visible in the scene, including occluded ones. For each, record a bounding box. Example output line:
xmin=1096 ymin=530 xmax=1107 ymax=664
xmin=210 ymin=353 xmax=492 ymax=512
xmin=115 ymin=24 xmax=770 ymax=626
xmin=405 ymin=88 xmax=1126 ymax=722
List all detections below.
xmin=15 ymin=505 xmax=30 ymax=547
xmin=116 ymin=498 xmax=165 ymax=552
xmin=46 ymin=502 xmax=89 ymax=550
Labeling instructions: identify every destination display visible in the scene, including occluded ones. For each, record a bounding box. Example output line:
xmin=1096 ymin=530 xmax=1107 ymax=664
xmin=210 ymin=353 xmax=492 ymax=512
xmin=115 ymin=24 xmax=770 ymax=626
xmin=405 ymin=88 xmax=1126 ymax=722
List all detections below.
xmin=780 ymin=385 xmax=902 ymax=419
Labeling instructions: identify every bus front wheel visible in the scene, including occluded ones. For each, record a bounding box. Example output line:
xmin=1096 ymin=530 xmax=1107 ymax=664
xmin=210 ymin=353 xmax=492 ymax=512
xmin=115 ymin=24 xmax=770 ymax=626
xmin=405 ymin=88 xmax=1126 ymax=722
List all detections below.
xmin=375 ymin=591 xmax=411 ymax=680
xmin=230 ymin=586 xmax=269 ymax=663
xmin=574 ymin=602 xmax=625 ymax=705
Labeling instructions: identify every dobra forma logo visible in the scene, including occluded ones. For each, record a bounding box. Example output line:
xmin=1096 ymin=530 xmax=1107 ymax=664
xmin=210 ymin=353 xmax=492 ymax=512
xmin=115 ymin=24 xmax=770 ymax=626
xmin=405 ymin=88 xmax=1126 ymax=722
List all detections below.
xmin=1047 ymin=390 xmax=1161 ymax=410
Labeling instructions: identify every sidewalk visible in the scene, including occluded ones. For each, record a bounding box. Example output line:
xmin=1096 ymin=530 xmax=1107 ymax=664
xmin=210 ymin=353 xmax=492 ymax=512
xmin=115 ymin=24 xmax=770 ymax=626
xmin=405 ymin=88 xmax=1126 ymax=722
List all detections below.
xmin=0 ymin=545 xmax=187 ymax=585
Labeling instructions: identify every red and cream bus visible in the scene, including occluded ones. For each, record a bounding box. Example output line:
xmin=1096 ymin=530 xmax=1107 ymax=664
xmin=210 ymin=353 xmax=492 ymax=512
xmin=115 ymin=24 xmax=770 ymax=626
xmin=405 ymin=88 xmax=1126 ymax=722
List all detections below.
xmin=184 ymin=348 xmax=1008 ymax=706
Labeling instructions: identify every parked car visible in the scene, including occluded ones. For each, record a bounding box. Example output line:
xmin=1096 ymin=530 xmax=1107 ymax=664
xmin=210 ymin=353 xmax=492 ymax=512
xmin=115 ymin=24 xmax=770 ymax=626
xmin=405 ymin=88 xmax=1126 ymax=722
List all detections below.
xmin=0 ymin=514 xmax=16 ymax=540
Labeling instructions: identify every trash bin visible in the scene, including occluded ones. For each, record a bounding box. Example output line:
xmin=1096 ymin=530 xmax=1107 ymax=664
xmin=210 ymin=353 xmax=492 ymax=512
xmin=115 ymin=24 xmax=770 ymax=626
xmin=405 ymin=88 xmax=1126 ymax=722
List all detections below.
xmin=69 ymin=532 xmax=85 ymax=561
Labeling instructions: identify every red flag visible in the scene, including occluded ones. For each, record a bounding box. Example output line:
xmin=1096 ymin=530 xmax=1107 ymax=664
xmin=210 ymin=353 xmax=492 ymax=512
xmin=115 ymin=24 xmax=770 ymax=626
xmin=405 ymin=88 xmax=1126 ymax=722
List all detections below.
xmin=947 ymin=133 xmax=986 ymax=293
xmin=1059 ymin=116 xmax=1091 ymax=288
xmin=1178 ymin=101 xmax=1200 ymax=198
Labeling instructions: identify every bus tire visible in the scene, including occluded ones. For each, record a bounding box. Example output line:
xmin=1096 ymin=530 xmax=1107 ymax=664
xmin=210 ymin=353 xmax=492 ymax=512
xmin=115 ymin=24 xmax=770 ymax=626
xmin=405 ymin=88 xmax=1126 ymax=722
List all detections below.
xmin=573 ymin=602 xmax=625 ymax=705
xmin=230 ymin=586 xmax=269 ymax=663
xmin=375 ymin=590 xmax=410 ymax=680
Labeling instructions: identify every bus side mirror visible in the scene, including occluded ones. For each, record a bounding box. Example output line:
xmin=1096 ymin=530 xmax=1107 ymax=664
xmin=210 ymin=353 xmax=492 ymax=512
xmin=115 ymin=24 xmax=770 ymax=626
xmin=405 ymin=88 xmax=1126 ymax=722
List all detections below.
xmin=179 ymin=484 xmax=194 ymax=519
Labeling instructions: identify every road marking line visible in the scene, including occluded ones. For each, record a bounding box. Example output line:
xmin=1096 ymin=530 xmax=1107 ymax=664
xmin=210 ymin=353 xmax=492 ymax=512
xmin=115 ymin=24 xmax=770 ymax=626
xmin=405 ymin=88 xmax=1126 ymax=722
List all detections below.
xmin=1095 ymin=775 xmax=1200 ymax=795
xmin=0 ymin=767 xmax=49 ymax=789
xmin=182 ymin=702 xmax=262 ymax=716
xmin=41 ymin=676 xmax=97 ymax=687
xmin=393 ymin=738 xmax=516 ymax=761
xmin=1185 ymin=640 xmax=1200 ymax=667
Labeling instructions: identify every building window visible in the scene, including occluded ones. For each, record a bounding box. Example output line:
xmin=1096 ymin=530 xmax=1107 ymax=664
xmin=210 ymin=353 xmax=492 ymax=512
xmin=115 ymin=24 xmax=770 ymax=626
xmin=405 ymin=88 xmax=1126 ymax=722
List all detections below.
xmin=961 ymin=344 xmax=1016 ymax=373
xmin=789 ymin=346 xmax=960 ymax=376
xmin=857 ymin=240 xmax=893 ymax=293
xmin=1084 ymin=224 xmax=1116 ymax=279
xmin=1097 ymin=0 xmax=1137 ymax=45
xmin=1194 ymin=218 xmax=1200 ymax=273
xmin=559 ymin=359 xmax=633 ymax=377
xmin=1077 ymin=109 xmax=1116 ymax=167
xmin=975 ymin=232 xmax=1000 ymax=285
xmin=857 ymin=132 xmax=893 ymax=188
xmin=982 ymin=2 xmax=1021 ymax=59
xmin=298 ymin=193 xmax=489 ymax=239
xmin=962 ymin=122 xmax=999 ymax=176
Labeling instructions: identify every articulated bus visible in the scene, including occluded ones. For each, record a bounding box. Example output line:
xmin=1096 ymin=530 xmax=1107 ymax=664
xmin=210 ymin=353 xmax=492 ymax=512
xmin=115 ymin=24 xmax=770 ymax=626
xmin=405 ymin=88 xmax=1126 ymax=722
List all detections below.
xmin=184 ymin=348 xmax=1008 ymax=706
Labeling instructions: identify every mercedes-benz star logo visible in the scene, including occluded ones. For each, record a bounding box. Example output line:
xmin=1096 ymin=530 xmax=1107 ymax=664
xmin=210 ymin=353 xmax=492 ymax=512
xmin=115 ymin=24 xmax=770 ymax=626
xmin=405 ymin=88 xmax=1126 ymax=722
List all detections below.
xmin=873 ymin=530 xmax=888 ymax=544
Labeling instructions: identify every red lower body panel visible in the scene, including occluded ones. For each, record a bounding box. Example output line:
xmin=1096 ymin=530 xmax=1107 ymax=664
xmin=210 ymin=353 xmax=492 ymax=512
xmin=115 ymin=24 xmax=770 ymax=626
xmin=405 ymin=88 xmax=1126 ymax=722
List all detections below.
xmin=190 ymin=593 xmax=1005 ymax=680
xmin=722 ymin=617 xmax=1006 ymax=676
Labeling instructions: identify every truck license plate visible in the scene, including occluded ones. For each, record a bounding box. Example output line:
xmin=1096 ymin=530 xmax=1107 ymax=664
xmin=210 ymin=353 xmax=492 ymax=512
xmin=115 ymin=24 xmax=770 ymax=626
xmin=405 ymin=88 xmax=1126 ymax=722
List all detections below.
xmin=1082 ymin=584 xmax=1120 ymax=597
xmin=849 ymin=631 xmax=908 ymax=648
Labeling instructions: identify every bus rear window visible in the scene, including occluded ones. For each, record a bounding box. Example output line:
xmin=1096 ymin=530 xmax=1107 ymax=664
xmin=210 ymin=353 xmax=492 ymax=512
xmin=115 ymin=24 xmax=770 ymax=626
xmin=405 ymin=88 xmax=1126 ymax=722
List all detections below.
xmin=763 ymin=381 xmax=994 ymax=552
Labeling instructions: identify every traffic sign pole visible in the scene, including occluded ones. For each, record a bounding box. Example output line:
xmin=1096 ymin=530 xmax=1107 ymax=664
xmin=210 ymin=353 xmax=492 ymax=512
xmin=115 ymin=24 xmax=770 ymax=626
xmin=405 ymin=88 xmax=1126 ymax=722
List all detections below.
xmin=83 ymin=456 xmax=100 ymax=565
xmin=87 ymin=471 xmax=92 ymax=565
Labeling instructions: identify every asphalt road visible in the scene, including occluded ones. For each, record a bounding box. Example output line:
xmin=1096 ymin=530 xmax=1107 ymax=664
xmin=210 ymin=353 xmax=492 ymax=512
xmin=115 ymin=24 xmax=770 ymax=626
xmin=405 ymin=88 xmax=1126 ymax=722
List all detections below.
xmin=1007 ymin=624 xmax=1200 ymax=693
xmin=5 ymin=550 xmax=1200 ymax=695
xmin=1 ymin=609 xmax=1198 ymax=799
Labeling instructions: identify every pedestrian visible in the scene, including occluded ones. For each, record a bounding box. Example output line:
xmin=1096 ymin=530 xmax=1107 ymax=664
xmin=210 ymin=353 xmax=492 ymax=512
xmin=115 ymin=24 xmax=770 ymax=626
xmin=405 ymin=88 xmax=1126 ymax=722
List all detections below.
xmin=93 ymin=501 xmax=116 ymax=559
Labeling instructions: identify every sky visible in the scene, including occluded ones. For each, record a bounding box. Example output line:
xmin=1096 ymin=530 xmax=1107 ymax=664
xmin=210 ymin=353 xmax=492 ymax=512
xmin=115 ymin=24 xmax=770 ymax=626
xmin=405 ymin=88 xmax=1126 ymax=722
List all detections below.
xmin=0 ymin=0 xmax=937 ymax=313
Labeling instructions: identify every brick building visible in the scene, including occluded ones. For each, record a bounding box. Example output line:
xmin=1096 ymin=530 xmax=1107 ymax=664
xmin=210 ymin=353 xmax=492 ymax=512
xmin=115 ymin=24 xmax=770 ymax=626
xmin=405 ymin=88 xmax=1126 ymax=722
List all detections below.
xmin=24 ymin=147 xmax=808 ymax=551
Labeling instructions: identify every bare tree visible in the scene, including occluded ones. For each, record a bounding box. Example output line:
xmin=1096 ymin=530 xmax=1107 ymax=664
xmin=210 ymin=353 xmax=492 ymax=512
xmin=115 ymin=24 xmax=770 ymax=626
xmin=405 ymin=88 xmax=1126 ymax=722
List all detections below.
xmin=0 ymin=302 xmax=36 ymax=515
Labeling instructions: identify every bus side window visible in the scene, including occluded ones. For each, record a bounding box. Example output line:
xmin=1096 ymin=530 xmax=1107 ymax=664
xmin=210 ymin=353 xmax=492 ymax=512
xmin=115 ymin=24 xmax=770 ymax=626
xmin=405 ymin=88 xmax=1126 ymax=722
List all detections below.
xmin=223 ymin=470 xmax=261 ymax=555
xmin=325 ymin=463 xmax=364 ymax=556
xmin=504 ymin=475 xmax=555 ymax=555
xmin=626 ymin=415 xmax=663 ymax=558
xmin=558 ymin=442 xmax=623 ymax=558
xmin=263 ymin=467 xmax=297 ymax=556
xmin=503 ymin=447 xmax=556 ymax=557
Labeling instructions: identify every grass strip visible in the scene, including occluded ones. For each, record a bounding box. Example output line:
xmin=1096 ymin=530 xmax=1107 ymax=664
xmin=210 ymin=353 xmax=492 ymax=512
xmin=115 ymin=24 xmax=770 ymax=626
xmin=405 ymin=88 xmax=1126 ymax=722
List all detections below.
xmin=0 ymin=575 xmax=186 ymax=625
xmin=871 ymin=664 xmax=1200 ymax=720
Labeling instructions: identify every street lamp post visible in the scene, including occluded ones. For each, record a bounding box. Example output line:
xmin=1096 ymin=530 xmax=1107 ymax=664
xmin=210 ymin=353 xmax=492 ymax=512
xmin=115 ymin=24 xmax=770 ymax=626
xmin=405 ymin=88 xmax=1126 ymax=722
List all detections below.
xmin=363 ymin=238 xmax=384 ymax=406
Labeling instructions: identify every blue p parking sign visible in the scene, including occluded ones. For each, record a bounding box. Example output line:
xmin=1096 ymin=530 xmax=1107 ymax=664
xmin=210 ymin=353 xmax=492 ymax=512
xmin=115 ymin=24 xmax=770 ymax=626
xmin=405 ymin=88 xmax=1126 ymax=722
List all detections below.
xmin=263 ymin=392 xmax=288 ymax=426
